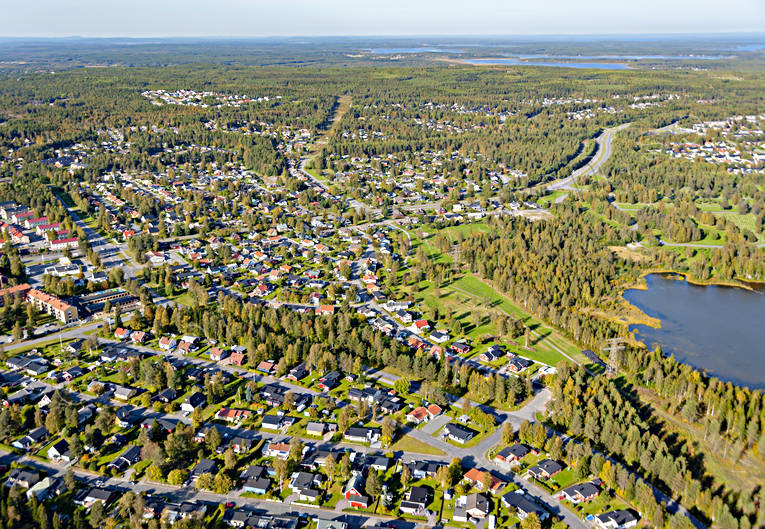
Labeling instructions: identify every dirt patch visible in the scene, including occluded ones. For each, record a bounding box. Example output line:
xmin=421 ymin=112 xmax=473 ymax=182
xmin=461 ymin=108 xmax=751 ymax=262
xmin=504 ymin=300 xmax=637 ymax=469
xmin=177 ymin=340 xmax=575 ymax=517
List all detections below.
xmin=609 ymin=245 xmax=651 ymax=263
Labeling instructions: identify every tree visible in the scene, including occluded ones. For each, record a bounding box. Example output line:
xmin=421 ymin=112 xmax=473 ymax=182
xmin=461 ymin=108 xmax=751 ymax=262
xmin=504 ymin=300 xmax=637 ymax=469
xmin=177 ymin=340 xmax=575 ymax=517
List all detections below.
xmin=205 ymin=426 xmax=221 ymax=453
xmin=381 ymin=416 xmax=396 ymax=445
xmin=168 ymin=469 xmax=188 ymax=485
xmin=273 ymin=458 xmax=291 ymax=491
xmin=214 ymin=473 xmax=233 ymax=494
xmin=401 ymin=463 xmax=412 ymax=489
xmin=436 ymin=465 xmax=451 ymax=489
xmin=394 ymin=376 xmax=410 ymax=395
xmin=480 ymin=471 xmax=494 ymax=492
xmin=64 ymin=469 xmax=76 ymax=491
xmin=325 ymin=454 xmax=337 ymax=483
xmin=532 ymin=422 xmax=547 ymax=448
xmin=196 ymin=472 xmax=215 ymax=490
xmin=340 ymin=452 xmax=352 ymax=481
xmin=365 ymin=470 xmax=382 ymax=498
xmin=90 ymin=501 xmax=105 ymax=529
xmin=520 ymin=513 xmax=541 ymax=529
xmin=224 ymin=447 xmax=237 ymax=470
xmin=501 ymin=423 xmax=514 ymax=445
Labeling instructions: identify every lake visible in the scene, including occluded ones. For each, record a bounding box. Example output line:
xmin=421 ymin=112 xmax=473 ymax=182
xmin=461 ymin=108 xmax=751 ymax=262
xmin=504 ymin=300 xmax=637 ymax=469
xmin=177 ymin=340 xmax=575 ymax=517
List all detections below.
xmin=624 ymin=274 xmax=765 ymax=389
xmin=367 ymin=47 xmax=463 ymax=54
xmin=462 ymin=58 xmax=631 ymax=70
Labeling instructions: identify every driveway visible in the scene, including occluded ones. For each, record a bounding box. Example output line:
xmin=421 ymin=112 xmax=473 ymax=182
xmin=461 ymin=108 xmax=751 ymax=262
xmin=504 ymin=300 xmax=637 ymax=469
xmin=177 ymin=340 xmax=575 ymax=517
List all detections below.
xmin=421 ymin=415 xmax=450 ymax=435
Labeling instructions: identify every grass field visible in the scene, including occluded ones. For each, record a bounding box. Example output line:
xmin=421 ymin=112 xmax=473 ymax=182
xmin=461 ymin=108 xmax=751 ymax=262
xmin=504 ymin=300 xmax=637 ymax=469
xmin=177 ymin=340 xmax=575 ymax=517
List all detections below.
xmin=404 ymin=225 xmax=585 ymax=365
xmin=389 ymin=435 xmax=446 ymax=456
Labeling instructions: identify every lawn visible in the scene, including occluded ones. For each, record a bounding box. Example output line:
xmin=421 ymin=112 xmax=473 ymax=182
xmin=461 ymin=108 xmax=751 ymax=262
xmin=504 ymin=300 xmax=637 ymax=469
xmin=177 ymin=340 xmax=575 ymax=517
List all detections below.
xmin=714 ymin=211 xmax=763 ymax=241
xmin=571 ymin=491 xmax=631 ymax=517
xmin=401 ymin=223 xmax=587 ymax=367
xmin=389 ymin=435 xmax=446 ymax=456
xmin=549 ymin=467 xmax=578 ymax=490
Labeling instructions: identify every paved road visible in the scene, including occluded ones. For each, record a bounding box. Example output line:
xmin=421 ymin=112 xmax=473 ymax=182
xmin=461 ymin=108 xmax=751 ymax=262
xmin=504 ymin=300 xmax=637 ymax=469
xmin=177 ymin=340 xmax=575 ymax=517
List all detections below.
xmin=0 ymin=450 xmax=405 ymax=529
xmin=657 ymin=238 xmax=765 ymax=249
xmin=547 ymin=123 xmax=631 ymax=192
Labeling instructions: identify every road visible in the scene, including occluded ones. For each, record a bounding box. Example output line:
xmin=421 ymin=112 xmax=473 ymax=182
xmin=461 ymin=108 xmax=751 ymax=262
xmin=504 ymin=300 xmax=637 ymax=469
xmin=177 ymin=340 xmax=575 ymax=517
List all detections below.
xmin=547 ymin=123 xmax=630 ymax=192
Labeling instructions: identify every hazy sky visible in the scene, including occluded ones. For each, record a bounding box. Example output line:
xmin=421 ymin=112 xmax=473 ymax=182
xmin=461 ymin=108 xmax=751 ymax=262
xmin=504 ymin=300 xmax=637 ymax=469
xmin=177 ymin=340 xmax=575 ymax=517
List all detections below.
xmin=2 ymin=0 xmax=764 ymax=37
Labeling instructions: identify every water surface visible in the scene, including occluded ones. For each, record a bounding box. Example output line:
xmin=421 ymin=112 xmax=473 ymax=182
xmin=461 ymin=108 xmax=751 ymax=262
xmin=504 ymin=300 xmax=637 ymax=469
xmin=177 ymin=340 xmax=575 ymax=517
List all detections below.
xmin=624 ymin=274 xmax=765 ymax=389
xmin=463 ymin=58 xmax=631 ymax=69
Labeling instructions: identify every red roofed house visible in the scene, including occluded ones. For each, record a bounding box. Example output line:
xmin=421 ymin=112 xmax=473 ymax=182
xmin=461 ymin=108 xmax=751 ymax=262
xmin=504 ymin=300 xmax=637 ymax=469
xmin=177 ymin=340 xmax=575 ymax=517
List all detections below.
xmin=411 ymin=319 xmax=430 ymax=334
xmin=228 ymin=352 xmax=245 ymax=366
xmin=49 ymin=237 xmax=79 ymax=251
xmin=406 ymin=407 xmax=430 ymax=425
xmin=463 ymin=468 xmax=506 ymax=495
xmin=215 ymin=408 xmax=251 ymax=423
xmin=427 ymin=404 xmax=443 ymax=418
xmin=315 ymin=305 xmax=335 ymax=316
xmin=114 ymin=327 xmax=131 ymax=341
xmin=257 ymin=361 xmax=275 ymax=374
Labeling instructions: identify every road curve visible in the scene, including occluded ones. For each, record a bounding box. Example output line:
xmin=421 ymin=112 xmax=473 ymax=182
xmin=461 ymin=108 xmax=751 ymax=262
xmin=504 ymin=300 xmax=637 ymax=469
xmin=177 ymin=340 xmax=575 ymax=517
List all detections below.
xmin=547 ymin=123 xmax=631 ymax=192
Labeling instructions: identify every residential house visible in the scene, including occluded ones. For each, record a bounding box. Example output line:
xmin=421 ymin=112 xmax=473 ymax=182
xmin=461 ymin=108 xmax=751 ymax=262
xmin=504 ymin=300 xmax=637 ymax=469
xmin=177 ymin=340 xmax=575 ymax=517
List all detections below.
xmin=261 ymin=414 xmax=285 ymax=430
xmin=182 ymin=392 xmax=207 ymax=414
xmin=114 ymin=327 xmax=131 ymax=340
xmin=228 ymin=351 xmax=246 ymax=366
xmin=527 ymin=459 xmax=563 ymax=480
xmin=113 ymin=385 xmax=137 ymax=401
xmin=400 ymin=486 xmax=430 ymax=515
xmin=343 ymin=475 xmax=370 ymax=508
xmin=406 ymin=461 xmax=445 ymax=480
xmin=231 ymin=437 xmax=253 ymax=454
xmin=158 ymin=337 xmax=178 ymax=351
xmin=305 ymin=422 xmax=326 ymax=437
xmin=5 ymin=468 xmax=40 ymax=489
xmin=429 ymin=330 xmax=449 ymax=343
xmin=289 ymin=471 xmax=323 ymax=502
xmin=443 ymin=423 xmax=475 ymax=444
xmin=152 ymin=388 xmax=177 ymax=404
xmin=595 ymin=510 xmax=639 ymax=529
xmin=215 ymin=408 xmax=251 ymax=423
xmin=287 ymin=363 xmax=309 ymax=381
xmin=451 ymin=341 xmax=471 ymax=355
xmin=26 ymin=476 xmax=66 ymax=501
xmin=463 ymin=468 xmax=506 ymax=495
xmin=344 ymin=426 xmax=380 ymax=444
xmin=190 ymin=459 xmax=217 ymax=480
xmin=108 ymin=445 xmax=141 ymax=471
xmin=454 ymin=493 xmax=490 ymax=522
xmin=12 ymin=426 xmax=48 ymax=451
xmin=501 ymin=492 xmax=550 ymax=521
xmin=210 ymin=347 xmax=228 ymax=362
xmin=558 ymin=481 xmax=600 ymax=504
xmin=495 ymin=444 xmax=531 ymax=467
xmin=317 ymin=371 xmax=341 ymax=391
xmin=264 ymin=440 xmax=291 ymax=460
xmin=48 ymin=439 xmax=71 ymax=463
xmin=507 ymin=357 xmax=532 ymax=373
xmin=73 ymin=487 xmax=118 ymax=508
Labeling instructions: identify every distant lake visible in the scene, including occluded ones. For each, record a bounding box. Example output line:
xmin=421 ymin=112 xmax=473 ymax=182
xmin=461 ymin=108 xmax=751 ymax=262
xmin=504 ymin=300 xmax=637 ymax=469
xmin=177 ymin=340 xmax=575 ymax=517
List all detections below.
xmin=463 ymin=59 xmax=631 ymax=70
xmin=506 ymin=54 xmax=727 ymax=60
xmin=367 ymin=48 xmax=463 ymax=54
xmin=735 ymin=44 xmax=765 ymax=51
xmin=624 ymin=274 xmax=765 ymax=389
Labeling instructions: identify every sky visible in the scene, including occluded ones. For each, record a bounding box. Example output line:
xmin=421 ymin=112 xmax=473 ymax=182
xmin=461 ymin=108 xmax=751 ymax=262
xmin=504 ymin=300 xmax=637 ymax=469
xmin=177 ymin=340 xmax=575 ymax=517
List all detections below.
xmin=2 ymin=0 xmax=764 ymax=38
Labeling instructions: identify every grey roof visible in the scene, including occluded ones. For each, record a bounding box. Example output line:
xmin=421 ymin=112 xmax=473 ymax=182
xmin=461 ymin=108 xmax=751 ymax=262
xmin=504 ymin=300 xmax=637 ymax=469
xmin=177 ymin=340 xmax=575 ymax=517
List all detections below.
xmin=597 ymin=510 xmax=638 ymax=525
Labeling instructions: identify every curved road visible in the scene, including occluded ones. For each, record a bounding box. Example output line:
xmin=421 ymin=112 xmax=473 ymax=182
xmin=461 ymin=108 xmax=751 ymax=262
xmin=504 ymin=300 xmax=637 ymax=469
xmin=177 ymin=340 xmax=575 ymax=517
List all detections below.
xmin=547 ymin=123 xmax=631 ymax=192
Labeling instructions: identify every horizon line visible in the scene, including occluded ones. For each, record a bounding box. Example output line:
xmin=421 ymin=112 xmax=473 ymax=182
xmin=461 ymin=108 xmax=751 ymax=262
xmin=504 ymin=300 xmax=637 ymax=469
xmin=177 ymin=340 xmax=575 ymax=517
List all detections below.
xmin=1 ymin=31 xmax=765 ymax=40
